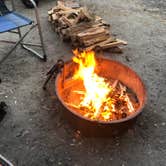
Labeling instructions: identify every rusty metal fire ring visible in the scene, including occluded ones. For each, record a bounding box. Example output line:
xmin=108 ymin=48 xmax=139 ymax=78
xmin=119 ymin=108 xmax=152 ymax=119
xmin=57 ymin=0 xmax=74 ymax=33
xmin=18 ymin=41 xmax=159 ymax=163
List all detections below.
xmin=55 ymin=57 xmax=147 ymax=135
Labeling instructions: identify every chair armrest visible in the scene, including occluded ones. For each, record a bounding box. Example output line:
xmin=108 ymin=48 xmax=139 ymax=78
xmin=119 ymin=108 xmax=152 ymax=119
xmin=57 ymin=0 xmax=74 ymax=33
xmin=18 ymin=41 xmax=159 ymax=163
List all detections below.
xmin=29 ymin=0 xmax=40 ymax=25
xmin=29 ymin=0 xmax=43 ymax=39
xmin=29 ymin=0 xmax=39 ymax=23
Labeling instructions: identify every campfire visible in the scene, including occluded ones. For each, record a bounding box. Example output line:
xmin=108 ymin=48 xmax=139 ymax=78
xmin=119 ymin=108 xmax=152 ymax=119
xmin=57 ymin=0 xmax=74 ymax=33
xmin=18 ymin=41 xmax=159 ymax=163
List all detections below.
xmin=55 ymin=50 xmax=146 ymax=124
xmin=46 ymin=1 xmax=146 ymax=135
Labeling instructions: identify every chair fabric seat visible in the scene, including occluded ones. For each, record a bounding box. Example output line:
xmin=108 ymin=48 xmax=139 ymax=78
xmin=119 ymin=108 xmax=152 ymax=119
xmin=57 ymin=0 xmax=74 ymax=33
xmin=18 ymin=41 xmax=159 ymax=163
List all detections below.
xmin=0 ymin=12 xmax=32 ymax=33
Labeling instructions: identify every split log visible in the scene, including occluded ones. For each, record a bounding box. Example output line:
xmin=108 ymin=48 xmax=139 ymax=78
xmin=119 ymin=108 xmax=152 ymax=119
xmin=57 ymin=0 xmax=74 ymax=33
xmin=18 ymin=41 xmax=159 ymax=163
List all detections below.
xmin=100 ymin=39 xmax=127 ymax=49
xmin=74 ymin=8 xmax=92 ymax=24
xmin=69 ymin=22 xmax=101 ymax=35
xmin=48 ymin=15 xmax=52 ymax=22
xmin=57 ymin=9 xmax=80 ymax=17
xmin=52 ymin=13 xmax=58 ymax=21
xmin=48 ymin=1 xmax=127 ymax=52
xmin=81 ymin=34 xmax=110 ymax=47
xmin=61 ymin=16 xmax=73 ymax=27
xmin=48 ymin=9 xmax=53 ymax=16
xmin=85 ymin=39 xmax=127 ymax=51
xmin=77 ymin=27 xmax=108 ymax=38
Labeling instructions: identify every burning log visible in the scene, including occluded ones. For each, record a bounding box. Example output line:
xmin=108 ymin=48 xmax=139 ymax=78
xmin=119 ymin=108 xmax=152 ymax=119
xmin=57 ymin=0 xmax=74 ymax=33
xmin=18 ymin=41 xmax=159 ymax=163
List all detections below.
xmin=112 ymin=80 xmax=118 ymax=88
xmin=48 ymin=1 xmax=127 ymax=52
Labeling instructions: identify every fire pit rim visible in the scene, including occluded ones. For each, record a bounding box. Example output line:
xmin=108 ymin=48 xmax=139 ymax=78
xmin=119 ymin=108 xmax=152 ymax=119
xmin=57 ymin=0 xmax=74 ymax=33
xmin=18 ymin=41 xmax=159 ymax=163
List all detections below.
xmin=55 ymin=57 xmax=147 ymax=124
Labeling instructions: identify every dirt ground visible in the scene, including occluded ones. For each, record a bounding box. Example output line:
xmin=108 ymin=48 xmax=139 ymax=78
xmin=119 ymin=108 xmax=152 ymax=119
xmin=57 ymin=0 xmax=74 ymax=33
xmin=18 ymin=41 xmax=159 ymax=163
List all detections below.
xmin=0 ymin=0 xmax=166 ymax=165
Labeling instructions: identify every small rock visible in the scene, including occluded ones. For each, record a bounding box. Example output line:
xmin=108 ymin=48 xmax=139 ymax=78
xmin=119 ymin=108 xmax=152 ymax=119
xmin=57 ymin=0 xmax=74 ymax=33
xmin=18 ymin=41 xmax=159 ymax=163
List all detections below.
xmin=70 ymin=143 xmax=75 ymax=146
xmin=116 ymin=142 xmax=120 ymax=146
xmin=58 ymin=161 xmax=62 ymax=165
xmin=16 ymin=129 xmax=24 ymax=137
xmin=146 ymin=50 xmax=151 ymax=54
xmin=78 ymin=141 xmax=82 ymax=145
xmin=125 ymin=55 xmax=131 ymax=62
xmin=155 ymin=68 xmax=160 ymax=72
xmin=154 ymin=123 xmax=158 ymax=127
xmin=67 ymin=157 xmax=72 ymax=161
xmin=22 ymin=130 xmax=30 ymax=137
xmin=29 ymin=118 xmax=33 ymax=121
xmin=11 ymin=123 xmax=16 ymax=129
xmin=72 ymin=138 xmax=76 ymax=143
xmin=138 ymin=122 xmax=144 ymax=126
xmin=146 ymin=8 xmax=160 ymax=13
xmin=16 ymin=129 xmax=30 ymax=137
xmin=161 ymin=107 xmax=165 ymax=111
xmin=161 ymin=122 xmax=165 ymax=126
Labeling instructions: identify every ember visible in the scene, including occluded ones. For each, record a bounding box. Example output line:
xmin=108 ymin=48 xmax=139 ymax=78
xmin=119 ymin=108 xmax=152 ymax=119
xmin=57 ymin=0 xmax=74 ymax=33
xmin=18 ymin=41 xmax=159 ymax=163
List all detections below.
xmin=59 ymin=50 xmax=139 ymax=122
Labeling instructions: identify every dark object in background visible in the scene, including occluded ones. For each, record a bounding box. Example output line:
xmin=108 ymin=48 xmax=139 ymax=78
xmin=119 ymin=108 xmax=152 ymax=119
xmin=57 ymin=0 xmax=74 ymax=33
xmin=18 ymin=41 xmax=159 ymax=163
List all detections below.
xmin=21 ymin=0 xmax=39 ymax=8
xmin=0 ymin=101 xmax=7 ymax=122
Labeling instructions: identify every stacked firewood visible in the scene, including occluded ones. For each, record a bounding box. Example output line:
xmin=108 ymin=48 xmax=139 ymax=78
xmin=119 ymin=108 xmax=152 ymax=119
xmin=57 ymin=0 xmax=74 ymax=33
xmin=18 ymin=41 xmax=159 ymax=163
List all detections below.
xmin=48 ymin=1 xmax=127 ymax=51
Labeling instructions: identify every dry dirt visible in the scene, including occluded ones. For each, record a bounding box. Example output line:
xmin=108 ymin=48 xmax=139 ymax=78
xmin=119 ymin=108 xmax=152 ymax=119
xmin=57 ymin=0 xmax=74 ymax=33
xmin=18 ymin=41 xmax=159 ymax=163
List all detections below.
xmin=0 ymin=0 xmax=166 ymax=165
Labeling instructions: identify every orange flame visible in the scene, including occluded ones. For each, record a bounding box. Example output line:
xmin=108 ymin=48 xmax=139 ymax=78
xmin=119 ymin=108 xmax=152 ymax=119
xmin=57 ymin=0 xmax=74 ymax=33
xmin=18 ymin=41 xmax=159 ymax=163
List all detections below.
xmin=72 ymin=49 xmax=113 ymax=120
xmin=72 ymin=49 xmax=135 ymax=121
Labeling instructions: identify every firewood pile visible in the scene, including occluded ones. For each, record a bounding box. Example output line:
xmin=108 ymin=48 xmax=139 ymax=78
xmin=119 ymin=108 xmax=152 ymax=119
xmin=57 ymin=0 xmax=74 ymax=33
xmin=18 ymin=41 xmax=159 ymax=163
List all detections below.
xmin=48 ymin=1 xmax=127 ymax=52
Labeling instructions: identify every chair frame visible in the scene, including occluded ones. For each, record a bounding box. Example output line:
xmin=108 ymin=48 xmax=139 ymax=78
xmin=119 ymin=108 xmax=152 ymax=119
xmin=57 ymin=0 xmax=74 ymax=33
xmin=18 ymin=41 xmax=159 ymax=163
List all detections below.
xmin=0 ymin=0 xmax=47 ymax=64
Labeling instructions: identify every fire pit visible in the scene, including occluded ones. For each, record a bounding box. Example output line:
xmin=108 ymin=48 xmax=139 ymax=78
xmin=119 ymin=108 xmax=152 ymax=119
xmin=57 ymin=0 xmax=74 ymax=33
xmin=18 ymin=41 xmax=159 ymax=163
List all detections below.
xmin=55 ymin=50 xmax=146 ymax=136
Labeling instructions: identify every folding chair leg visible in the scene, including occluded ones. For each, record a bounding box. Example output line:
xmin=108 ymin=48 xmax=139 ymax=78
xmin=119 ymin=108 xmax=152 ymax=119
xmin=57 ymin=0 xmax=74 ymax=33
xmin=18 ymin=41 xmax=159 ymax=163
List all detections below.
xmin=18 ymin=4 xmax=47 ymax=62
xmin=22 ymin=43 xmax=46 ymax=61
xmin=36 ymin=13 xmax=47 ymax=61
xmin=22 ymin=44 xmax=46 ymax=60
xmin=19 ymin=24 xmax=47 ymax=62
xmin=35 ymin=6 xmax=47 ymax=61
xmin=0 ymin=25 xmax=36 ymax=65
xmin=17 ymin=27 xmax=22 ymax=39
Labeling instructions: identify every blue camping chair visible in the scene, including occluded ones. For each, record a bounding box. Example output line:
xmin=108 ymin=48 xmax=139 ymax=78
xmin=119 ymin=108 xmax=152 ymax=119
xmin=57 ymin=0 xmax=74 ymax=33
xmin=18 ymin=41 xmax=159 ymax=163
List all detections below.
xmin=0 ymin=0 xmax=47 ymax=64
